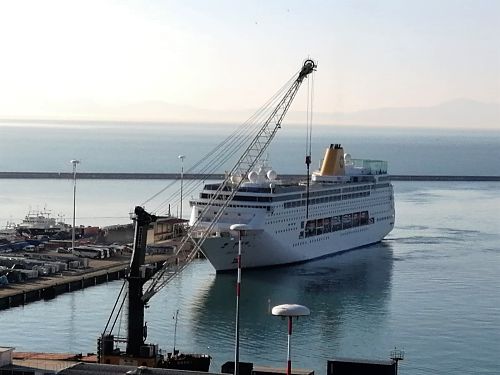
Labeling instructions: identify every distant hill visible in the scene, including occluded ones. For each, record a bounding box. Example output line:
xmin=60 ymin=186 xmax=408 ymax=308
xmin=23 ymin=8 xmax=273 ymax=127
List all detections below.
xmin=1 ymin=98 xmax=498 ymax=129
xmin=287 ymin=99 xmax=500 ymax=129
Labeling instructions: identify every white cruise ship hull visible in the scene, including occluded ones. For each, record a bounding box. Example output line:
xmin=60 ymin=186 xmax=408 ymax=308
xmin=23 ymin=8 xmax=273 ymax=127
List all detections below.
xmin=200 ymin=219 xmax=393 ymax=272
xmin=193 ymin=179 xmax=395 ymax=272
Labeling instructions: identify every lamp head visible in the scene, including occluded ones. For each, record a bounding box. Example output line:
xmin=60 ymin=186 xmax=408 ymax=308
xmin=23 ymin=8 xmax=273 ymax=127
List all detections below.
xmin=271 ymin=304 xmax=310 ymax=317
xmin=230 ymin=224 xmax=250 ymax=232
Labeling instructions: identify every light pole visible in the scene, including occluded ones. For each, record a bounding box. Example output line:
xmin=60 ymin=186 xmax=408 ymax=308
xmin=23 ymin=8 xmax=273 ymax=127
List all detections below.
xmin=70 ymin=159 xmax=80 ymax=252
xmin=271 ymin=304 xmax=310 ymax=375
xmin=229 ymin=223 xmax=249 ymax=375
xmin=178 ymin=155 xmax=185 ymax=219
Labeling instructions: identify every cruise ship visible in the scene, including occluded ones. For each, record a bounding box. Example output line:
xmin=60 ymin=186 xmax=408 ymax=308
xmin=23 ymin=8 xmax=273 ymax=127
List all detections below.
xmin=189 ymin=144 xmax=395 ymax=271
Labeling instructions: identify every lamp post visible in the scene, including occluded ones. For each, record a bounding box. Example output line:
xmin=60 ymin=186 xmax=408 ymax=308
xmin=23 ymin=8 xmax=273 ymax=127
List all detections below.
xmin=70 ymin=159 xmax=80 ymax=252
xmin=178 ymin=155 xmax=185 ymax=219
xmin=271 ymin=304 xmax=310 ymax=375
xmin=229 ymin=223 xmax=249 ymax=375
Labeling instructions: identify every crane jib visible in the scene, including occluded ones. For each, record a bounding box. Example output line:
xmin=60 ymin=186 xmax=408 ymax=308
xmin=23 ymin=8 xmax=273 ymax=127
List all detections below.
xmin=142 ymin=58 xmax=317 ymax=302
xmin=298 ymin=59 xmax=317 ymax=82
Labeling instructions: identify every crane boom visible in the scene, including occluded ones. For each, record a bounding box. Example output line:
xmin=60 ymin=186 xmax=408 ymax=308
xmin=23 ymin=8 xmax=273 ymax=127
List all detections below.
xmin=142 ymin=59 xmax=317 ymax=303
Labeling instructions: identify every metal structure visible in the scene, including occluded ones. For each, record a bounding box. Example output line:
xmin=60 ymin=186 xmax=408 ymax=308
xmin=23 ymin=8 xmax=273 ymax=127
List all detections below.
xmin=272 ymin=304 xmax=310 ymax=375
xmin=98 ymin=58 xmax=316 ymax=371
xmin=70 ymin=159 xmax=80 ymax=252
xmin=141 ymin=59 xmax=317 ymax=303
xmin=127 ymin=206 xmax=157 ymax=356
xmin=178 ymin=155 xmax=185 ymax=219
xmin=229 ymin=224 xmax=249 ymax=375
xmin=98 ymin=206 xmax=211 ymax=370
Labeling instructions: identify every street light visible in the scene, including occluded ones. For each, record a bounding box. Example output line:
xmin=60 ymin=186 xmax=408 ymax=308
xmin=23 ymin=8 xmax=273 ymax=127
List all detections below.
xmin=178 ymin=155 xmax=185 ymax=219
xmin=229 ymin=223 xmax=249 ymax=375
xmin=271 ymin=304 xmax=310 ymax=375
xmin=70 ymin=159 xmax=80 ymax=252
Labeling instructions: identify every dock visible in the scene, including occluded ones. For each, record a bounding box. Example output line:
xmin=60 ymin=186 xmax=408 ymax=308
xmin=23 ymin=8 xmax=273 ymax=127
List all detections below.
xmin=0 ymin=251 xmax=183 ymax=310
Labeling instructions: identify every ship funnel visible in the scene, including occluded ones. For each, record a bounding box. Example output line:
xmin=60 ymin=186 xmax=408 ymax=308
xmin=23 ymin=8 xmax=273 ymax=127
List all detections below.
xmin=319 ymin=144 xmax=345 ymax=176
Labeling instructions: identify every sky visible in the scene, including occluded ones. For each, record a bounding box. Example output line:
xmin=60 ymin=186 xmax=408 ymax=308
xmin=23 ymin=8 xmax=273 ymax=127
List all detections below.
xmin=0 ymin=0 xmax=499 ymax=123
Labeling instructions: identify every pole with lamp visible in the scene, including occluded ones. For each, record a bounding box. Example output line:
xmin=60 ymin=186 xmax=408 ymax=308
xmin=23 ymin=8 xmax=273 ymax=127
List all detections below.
xmin=229 ymin=223 xmax=249 ymax=375
xmin=271 ymin=304 xmax=310 ymax=375
xmin=70 ymin=159 xmax=80 ymax=252
xmin=178 ymin=155 xmax=185 ymax=219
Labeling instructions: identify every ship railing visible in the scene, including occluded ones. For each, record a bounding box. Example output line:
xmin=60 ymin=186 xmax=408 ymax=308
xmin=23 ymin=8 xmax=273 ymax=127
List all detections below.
xmin=350 ymin=159 xmax=388 ymax=174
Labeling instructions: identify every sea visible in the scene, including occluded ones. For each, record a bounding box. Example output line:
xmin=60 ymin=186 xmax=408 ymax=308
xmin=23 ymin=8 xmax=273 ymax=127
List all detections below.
xmin=0 ymin=121 xmax=499 ymax=374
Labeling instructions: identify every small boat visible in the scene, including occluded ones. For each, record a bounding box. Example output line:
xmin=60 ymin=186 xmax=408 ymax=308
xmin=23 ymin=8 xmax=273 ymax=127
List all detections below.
xmin=16 ymin=208 xmax=68 ymax=237
xmin=0 ymin=221 xmax=18 ymax=241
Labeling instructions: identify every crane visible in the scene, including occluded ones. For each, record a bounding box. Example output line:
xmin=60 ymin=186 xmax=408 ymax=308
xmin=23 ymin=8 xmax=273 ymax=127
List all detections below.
xmin=142 ymin=59 xmax=316 ymax=302
xmin=98 ymin=59 xmax=317 ymax=369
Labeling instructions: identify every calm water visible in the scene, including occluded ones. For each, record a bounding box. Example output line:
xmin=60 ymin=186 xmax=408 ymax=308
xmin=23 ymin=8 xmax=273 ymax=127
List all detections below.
xmin=1 ymin=122 xmax=499 ymax=373
xmin=1 ymin=121 xmax=500 ymax=175
xmin=1 ymin=181 xmax=499 ymax=375
xmin=2 ymin=120 xmax=500 ymax=227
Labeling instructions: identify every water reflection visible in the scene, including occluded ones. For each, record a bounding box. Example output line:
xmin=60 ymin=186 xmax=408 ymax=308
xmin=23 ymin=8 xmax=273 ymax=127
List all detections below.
xmin=0 ymin=243 xmax=393 ymax=374
xmin=190 ymin=243 xmax=394 ymax=370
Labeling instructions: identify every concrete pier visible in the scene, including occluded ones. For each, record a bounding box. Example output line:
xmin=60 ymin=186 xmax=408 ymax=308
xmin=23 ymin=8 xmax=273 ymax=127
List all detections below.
xmin=0 ymin=253 xmax=176 ymax=310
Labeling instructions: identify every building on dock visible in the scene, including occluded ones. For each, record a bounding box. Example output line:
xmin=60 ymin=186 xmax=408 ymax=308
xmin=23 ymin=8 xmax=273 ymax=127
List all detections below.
xmin=147 ymin=217 xmax=187 ymax=243
xmin=101 ymin=216 xmax=187 ymax=245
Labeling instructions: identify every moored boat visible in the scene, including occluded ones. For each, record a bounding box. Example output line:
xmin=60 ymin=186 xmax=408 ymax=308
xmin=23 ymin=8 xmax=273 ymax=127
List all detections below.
xmin=16 ymin=209 xmax=68 ymax=237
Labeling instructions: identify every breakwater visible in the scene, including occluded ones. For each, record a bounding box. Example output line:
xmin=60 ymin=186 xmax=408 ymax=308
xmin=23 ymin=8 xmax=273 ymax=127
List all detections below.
xmin=1 ymin=172 xmax=499 ymax=181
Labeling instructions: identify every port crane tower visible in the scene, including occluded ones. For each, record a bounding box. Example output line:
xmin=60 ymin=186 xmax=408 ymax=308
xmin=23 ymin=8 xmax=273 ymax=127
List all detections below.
xmin=98 ymin=59 xmax=317 ymax=369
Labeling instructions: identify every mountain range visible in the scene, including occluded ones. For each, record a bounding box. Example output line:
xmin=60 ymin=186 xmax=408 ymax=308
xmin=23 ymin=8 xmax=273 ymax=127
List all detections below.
xmin=1 ymin=98 xmax=499 ymax=129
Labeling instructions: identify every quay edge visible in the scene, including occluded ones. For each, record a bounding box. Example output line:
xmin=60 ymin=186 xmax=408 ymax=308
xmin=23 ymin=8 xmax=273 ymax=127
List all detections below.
xmin=0 ymin=254 xmax=173 ymax=311
xmin=0 ymin=265 xmax=127 ymax=310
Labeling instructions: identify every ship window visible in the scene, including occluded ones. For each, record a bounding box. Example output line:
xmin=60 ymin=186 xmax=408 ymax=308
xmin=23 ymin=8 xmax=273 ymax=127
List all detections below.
xmin=360 ymin=211 xmax=368 ymax=225
xmin=332 ymin=216 xmax=341 ymax=231
xmin=324 ymin=218 xmax=331 ymax=233
xmin=342 ymin=214 xmax=352 ymax=229
xmin=305 ymin=220 xmax=316 ymax=237
xmin=352 ymin=212 xmax=360 ymax=227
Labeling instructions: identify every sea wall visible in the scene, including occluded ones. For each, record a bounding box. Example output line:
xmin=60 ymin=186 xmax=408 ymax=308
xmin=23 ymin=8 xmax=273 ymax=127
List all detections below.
xmin=0 ymin=172 xmax=499 ymax=181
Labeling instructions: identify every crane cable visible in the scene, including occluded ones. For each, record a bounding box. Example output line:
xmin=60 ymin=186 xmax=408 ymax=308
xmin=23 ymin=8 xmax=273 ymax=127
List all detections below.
xmin=152 ymin=72 xmax=297 ymax=212
xmin=142 ymin=62 xmax=317 ymax=300
xmin=304 ymin=70 xmax=315 ymax=219
xmin=141 ymin=69 xmax=302 ymax=214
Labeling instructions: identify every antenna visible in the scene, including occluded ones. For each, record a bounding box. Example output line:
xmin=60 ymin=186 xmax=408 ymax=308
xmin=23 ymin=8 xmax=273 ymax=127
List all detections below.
xmin=390 ymin=347 xmax=404 ymax=362
xmin=390 ymin=347 xmax=405 ymax=372
xmin=173 ymin=309 xmax=179 ymax=354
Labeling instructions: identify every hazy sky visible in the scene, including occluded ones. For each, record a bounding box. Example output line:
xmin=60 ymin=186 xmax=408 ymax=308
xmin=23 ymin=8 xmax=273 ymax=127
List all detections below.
xmin=0 ymin=0 xmax=499 ymax=120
